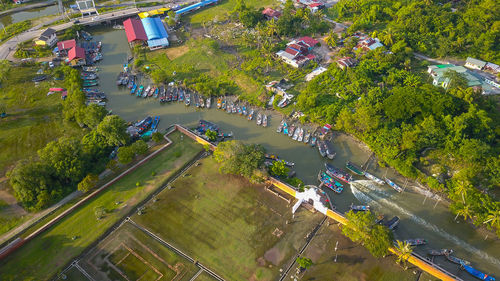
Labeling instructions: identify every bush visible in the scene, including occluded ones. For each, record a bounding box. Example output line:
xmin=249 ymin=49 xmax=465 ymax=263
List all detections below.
xmin=152 ymin=132 xmax=163 ymax=143
xmin=117 ymin=146 xmax=135 ymax=164
xmin=132 ymin=140 xmax=148 ymax=155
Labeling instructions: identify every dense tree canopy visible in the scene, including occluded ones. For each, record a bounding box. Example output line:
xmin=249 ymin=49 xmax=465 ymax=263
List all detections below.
xmin=213 ymin=140 xmax=266 ymax=183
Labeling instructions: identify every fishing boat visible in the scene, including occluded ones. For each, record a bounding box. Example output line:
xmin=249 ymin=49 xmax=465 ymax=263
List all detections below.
xmin=446 ymin=254 xmax=471 ymax=265
xmin=265 ymin=154 xmax=278 ymax=160
xmin=262 ymin=114 xmax=268 ymax=127
xmin=317 ymin=141 xmax=327 ymax=157
xmin=153 ymin=87 xmax=159 ymax=98
xmin=151 ymin=116 xmax=160 ymax=131
xmin=136 ymin=85 xmax=144 ymax=97
xmin=310 ymin=135 xmax=317 ymax=147
xmin=218 ymin=131 xmax=233 ymax=138
xmin=127 ymin=76 xmax=135 ymax=88
xmin=325 ymin=140 xmax=336 ymax=159
xmin=256 ymin=113 xmax=262 ymax=125
xmin=277 ymin=119 xmax=285 ymax=133
xmin=288 ymin=125 xmax=296 ymax=137
xmin=237 ymin=105 xmax=242 ymax=115
xmin=83 ymin=80 xmax=98 ymax=87
xmin=241 ymin=106 xmax=246 ymax=116
xmin=81 ymin=30 xmax=92 ymax=40
xmin=346 ymin=161 xmax=364 ymax=176
xmin=226 ymin=102 xmax=231 ymax=113
xmin=82 ymin=66 xmax=99 ymax=72
xmin=364 ymin=172 xmax=385 ymax=185
xmin=206 ymin=97 xmax=211 ymax=108
xmin=325 ymin=163 xmax=353 ymax=183
xmin=217 ymin=97 xmax=222 ymax=109
xmin=319 ymin=172 xmax=343 ymax=193
xmin=130 ymin=84 xmax=137 ymax=94
xmin=148 ymin=86 xmax=154 ymax=97
xmin=404 ymin=239 xmax=427 ymax=246
xmin=428 ymin=249 xmax=453 ymax=256
xmin=248 ymin=109 xmax=254 ymax=121
xmin=231 ymin=104 xmax=237 ymax=114
xmin=292 ymin=127 xmax=300 ymax=141
xmin=297 ymin=128 xmax=304 ymax=142
xmin=383 ymin=216 xmax=400 ymax=230
xmin=160 ymin=86 xmax=165 ymax=98
xmin=178 ymin=88 xmax=184 ymax=101
xmin=304 ymin=131 xmax=311 ymax=143
xmin=221 ymin=99 xmax=226 ymax=110
xmin=172 ymin=89 xmax=178 ymax=101
xmin=462 ymin=264 xmax=495 ymax=281
xmin=144 ymin=86 xmax=151 ymax=97
xmin=194 ymin=94 xmax=200 ymax=107
xmin=200 ymin=97 xmax=205 ymax=108
xmin=385 ymin=178 xmax=404 ymax=192
xmin=283 ymin=121 xmax=289 ymax=135
xmin=185 ymin=93 xmax=190 ymax=106
xmin=351 ymin=204 xmax=370 ymax=211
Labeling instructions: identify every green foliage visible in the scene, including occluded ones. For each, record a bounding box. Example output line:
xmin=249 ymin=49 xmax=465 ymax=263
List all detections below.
xmin=342 ymin=211 xmax=393 ymax=258
xmin=78 ymin=174 xmax=99 ymax=193
xmin=296 ymin=256 xmax=313 ymax=269
xmin=213 ymin=140 xmax=266 ymax=181
xmin=205 ymin=129 xmax=217 ymax=142
xmin=152 ymin=132 xmax=164 ymax=143
xmin=270 ymin=160 xmax=289 ymax=177
xmin=97 ymin=115 xmax=129 ymax=146
xmin=0 ymin=20 xmax=32 ymax=42
xmin=117 ymin=146 xmax=135 ymax=164
xmin=276 ymin=2 xmax=330 ymax=37
xmin=132 ymin=140 xmax=149 ymax=155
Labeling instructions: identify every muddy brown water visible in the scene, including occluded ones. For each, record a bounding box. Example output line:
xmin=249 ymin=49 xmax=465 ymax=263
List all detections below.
xmin=92 ymin=27 xmax=499 ymax=280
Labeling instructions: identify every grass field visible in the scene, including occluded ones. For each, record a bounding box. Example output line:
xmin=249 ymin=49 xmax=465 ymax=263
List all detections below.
xmin=300 ymin=223 xmax=424 ymax=281
xmin=75 ymin=222 xmax=200 ymax=281
xmin=0 ymin=132 xmax=203 ymax=280
xmin=132 ymin=156 xmax=324 ymax=281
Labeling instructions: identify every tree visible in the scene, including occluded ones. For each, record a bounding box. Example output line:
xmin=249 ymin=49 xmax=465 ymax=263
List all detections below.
xmin=394 ymin=240 xmax=413 ymax=269
xmin=132 ymin=140 xmax=148 ymax=155
xmin=443 ymin=70 xmax=468 ymax=90
xmin=205 ymin=129 xmax=217 ymax=142
xmin=167 ymin=11 xmax=176 ymax=26
xmin=38 ymin=137 xmax=86 ymax=184
xmin=324 ymin=31 xmax=339 ymax=48
xmin=78 ymin=174 xmax=99 ymax=193
xmin=82 ymin=104 xmax=108 ymax=128
xmin=454 ymin=203 xmax=473 ymax=221
xmin=213 ymin=140 xmax=265 ymax=180
xmin=94 ymin=206 xmax=105 ymax=220
xmin=117 ymin=146 xmax=135 ymax=164
xmin=296 ymin=257 xmax=313 ymax=269
xmin=97 ymin=115 xmax=129 ymax=146
xmin=152 ymin=132 xmax=163 ymax=143
xmin=270 ymin=160 xmax=289 ymax=177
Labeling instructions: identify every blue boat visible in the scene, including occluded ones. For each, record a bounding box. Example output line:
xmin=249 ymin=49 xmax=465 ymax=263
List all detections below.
xmin=151 ymin=116 xmax=160 ymax=131
xmin=136 ymin=85 xmax=144 ymax=97
xmin=130 ymin=84 xmax=137 ymax=94
xmin=462 ymin=264 xmax=495 ymax=281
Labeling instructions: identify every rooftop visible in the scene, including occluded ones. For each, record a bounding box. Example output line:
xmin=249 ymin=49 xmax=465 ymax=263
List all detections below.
xmin=123 ymin=18 xmax=148 ymax=42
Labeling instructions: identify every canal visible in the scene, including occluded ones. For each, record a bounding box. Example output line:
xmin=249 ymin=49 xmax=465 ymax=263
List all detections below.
xmin=0 ymin=4 xmax=59 ymax=28
xmin=92 ymin=27 xmax=500 ymax=280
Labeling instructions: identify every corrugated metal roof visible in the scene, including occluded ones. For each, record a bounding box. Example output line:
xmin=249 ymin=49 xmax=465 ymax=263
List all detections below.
xmin=123 ymin=18 xmax=147 ymax=42
xmin=141 ymin=17 xmax=168 ymax=41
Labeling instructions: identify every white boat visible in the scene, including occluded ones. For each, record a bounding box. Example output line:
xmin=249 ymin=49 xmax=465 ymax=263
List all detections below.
xmin=385 ymin=178 xmax=403 ymax=192
xmin=206 ymin=97 xmax=211 ymax=108
xmin=262 ymin=114 xmax=268 ymax=127
xmin=256 ymin=113 xmax=262 ymax=125
xmin=364 ymin=172 xmax=385 ymax=185
xmin=292 ymin=127 xmax=300 ymax=141
xmin=297 ymin=128 xmax=304 ymax=142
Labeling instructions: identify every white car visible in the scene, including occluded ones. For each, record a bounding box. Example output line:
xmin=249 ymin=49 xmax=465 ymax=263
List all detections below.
xmin=49 ymin=62 xmax=55 ymax=68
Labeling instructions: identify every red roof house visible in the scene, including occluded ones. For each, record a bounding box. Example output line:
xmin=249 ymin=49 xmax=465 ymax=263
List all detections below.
xmin=262 ymin=7 xmax=281 ymax=20
xmin=296 ymin=36 xmax=319 ymax=49
xmin=68 ymin=46 xmax=85 ymax=65
xmin=57 ymin=39 xmax=76 ymax=51
xmin=123 ymin=18 xmax=147 ymax=43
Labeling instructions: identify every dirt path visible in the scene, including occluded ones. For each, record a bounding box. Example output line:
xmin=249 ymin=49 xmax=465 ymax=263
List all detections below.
xmin=0 ymin=189 xmax=27 ymax=217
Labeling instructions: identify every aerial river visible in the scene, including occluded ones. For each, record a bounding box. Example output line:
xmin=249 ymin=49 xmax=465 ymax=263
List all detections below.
xmin=92 ymin=27 xmax=499 ymax=280
xmin=0 ymin=4 xmax=59 ymax=28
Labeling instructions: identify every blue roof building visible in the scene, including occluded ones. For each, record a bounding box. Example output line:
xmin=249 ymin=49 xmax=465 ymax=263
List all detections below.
xmin=140 ymin=17 xmax=169 ymax=50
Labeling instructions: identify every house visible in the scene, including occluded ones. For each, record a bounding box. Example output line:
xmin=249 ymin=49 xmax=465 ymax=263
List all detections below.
xmin=276 ymin=36 xmax=318 ymax=68
xmin=427 ymin=65 xmax=481 ymax=89
xmin=484 ymin=62 xmax=500 ymax=74
xmin=265 ymin=79 xmax=293 ymax=98
xmin=336 ymin=57 xmax=357 ymax=69
xmin=262 ymin=7 xmax=281 ymax=20
xmin=355 ymin=37 xmax=384 ymax=52
xmin=305 ymin=66 xmax=327 ymax=81
xmin=67 ymin=46 xmax=86 ymax=66
xmin=35 ymin=28 xmax=57 ymax=47
xmin=464 ymin=57 xmax=486 ymax=70
xmin=307 ymin=2 xmax=324 ymax=13
xmin=57 ymin=39 xmax=77 ymax=52
xmin=141 ymin=17 xmax=169 ymax=50
xmin=123 ymin=18 xmax=147 ymax=45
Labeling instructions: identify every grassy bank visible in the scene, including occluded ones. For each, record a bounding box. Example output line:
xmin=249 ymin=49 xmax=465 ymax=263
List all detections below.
xmin=0 ymin=132 xmax=202 ymax=280
xmin=133 ymin=156 xmax=324 ymax=280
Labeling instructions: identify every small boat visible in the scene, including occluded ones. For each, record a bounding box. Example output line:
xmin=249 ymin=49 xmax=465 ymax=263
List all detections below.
xmin=385 ymin=178 xmax=404 ymax=192
xmin=462 ymin=263 xmax=495 ymax=281
xmin=200 ymin=97 xmax=205 ymax=108
xmin=153 ymin=87 xmax=159 ymax=98
xmin=185 ymin=93 xmax=190 ymax=106
xmin=221 ymin=99 xmax=226 ymax=110
xmin=283 ymin=121 xmax=288 ymax=135
xmin=226 ymin=103 xmax=232 ymax=113
xmin=325 ymin=140 xmax=336 ymax=159
xmin=231 ymin=104 xmax=237 ymax=114
xmin=446 ymin=254 xmax=471 ymax=265
xmin=288 ymin=125 xmax=295 ymax=137
xmin=318 ymin=141 xmax=327 ymax=157
xmin=265 ymin=154 xmax=278 ymax=160
xmin=148 ymin=86 xmax=154 ymax=97
xmin=262 ymin=114 xmax=268 ymax=127
xmin=82 ymin=66 xmax=99 ymax=72
xmin=304 ymin=131 xmax=311 ymax=143
xmin=310 ymin=135 xmax=317 ymax=147
xmin=319 ymin=172 xmax=343 ymax=193
xmin=383 ymin=216 xmax=400 ymax=230
xmin=237 ymin=105 xmax=242 ymax=115
xmin=364 ymin=172 xmax=385 ymax=185
xmin=346 ymin=161 xmax=364 ymax=176
xmin=350 ymin=204 xmax=370 ymax=211
xmin=144 ymin=85 xmax=151 ymax=97
xmin=194 ymin=94 xmax=200 ymax=107
xmin=136 ymin=85 xmax=144 ymax=97
xmin=172 ymin=89 xmax=178 ymax=101
xmin=292 ymin=127 xmax=300 ymax=141
xmin=127 ymin=76 xmax=135 ymax=89
xmin=428 ymin=249 xmax=453 ymax=256
xmin=206 ymin=97 xmax=211 ymax=108
xmin=276 ymin=119 xmax=285 ymax=133
xmin=404 ymin=239 xmax=427 ymax=246
xmin=83 ymin=80 xmax=98 ymax=87
xmin=325 ymin=163 xmax=353 ymax=183
xmin=242 ymin=106 xmax=247 ymax=116
xmin=178 ymin=89 xmax=184 ymax=101
xmin=81 ymin=30 xmax=92 ymax=40
xmin=130 ymin=84 xmax=137 ymax=94
xmin=297 ymin=128 xmax=304 ymax=142
xmin=151 ymin=116 xmax=160 ymax=131
xmin=283 ymin=160 xmax=295 ymax=167
xmin=217 ymin=97 xmax=222 ymax=109
xmin=248 ymin=109 xmax=254 ymax=121
xmin=256 ymin=113 xmax=262 ymax=125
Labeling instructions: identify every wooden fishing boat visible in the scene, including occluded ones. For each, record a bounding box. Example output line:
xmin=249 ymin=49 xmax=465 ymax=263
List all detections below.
xmin=231 ymin=104 xmax=237 ymax=114
xmin=446 ymin=254 xmax=471 ymax=266
xmin=325 ymin=163 xmax=353 ymax=183
xmin=200 ymin=97 xmax=205 ymax=108
xmin=136 ymin=85 xmax=144 ymax=97
xmin=262 ymin=114 xmax=268 ymax=127
xmin=383 ymin=216 xmax=400 ymax=230
xmin=206 ymin=97 xmax=211 ymax=108
xmin=276 ymin=119 xmax=285 ymax=133
xmin=237 ymin=105 xmax=242 ymax=115
xmin=462 ymin=263 xmax=495 ymax=281
xmin=221 ymin=99 xmax=226 ymax=110
xmin=248 ymin=109 xmax=254 ymax=121
xmin=288 ymin=125 xmax=295 ymax=137
xmin=242 ymin=106 xmax=247 ymax=116
xmin=178 ymin=88 xmax=184 ymax=101
xmin=364 ymin=171 xmax=385 ymax=185
xmin=172 ymin=88 xmax=178 ymax=101
xmin=404 ymin=239 xmax=427 ymax=246
xmin=82 ymin=66 xmax=99 ymax=72
xmin=318 ymin=141 xmax=327 ymax=157
xmin=304 ymin=131 xmax=311 ymax=143
xmin=217 ymin=97 xmax=222 ymax=109
xmin=83 ymin=80 xmax=98 ymax=87
xmin=319 ymin=172 xmax=343 ymax=193
xmin=283 ymin=121 xmax=288 ymax=135
xmin=351 ymin=204 xmax=370 ymax=211
xmin=346 ymin=161 xmax=364 ymax=176
xmin=428 ymin=249 xmax=453 ymax=256
xmin=292 ymin=127 xmax=300 ymax=141
xmin=325 ymin=140 xmax=336 ymax=159
xmin=130 ymin=84 xmax=137 ymax=94
xmin=297 ymin=128 xmax=304 ymax=142
xmin=144 ymin=86 xmax=151 ymax=97
xmin=310 ymin=135 xmax=317 ymax=147
xmin=256 ymin=113 xmax=262 ymax=125
xmin=148 ymin=86 xmax=154 ymax=97
xmin=185 ymin=93 xmax=190 ymax=106
xmin=152 ymin=87 xmax=159 ymax=98
xmin=385 ymin=178 xmax=404 ymax=192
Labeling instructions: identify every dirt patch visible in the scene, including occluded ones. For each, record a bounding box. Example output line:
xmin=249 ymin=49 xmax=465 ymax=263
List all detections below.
xmin=163 ymin=45 xmax=190 ymax=60
xmin=263 ymin=247 xmax=283 ymax=266
xmin=0 ymin=189 xmax=27 ymax=217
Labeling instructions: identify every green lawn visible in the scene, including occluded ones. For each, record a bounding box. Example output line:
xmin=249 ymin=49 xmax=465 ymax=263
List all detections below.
xmin=0 ymin=132 xmax=202 ymax=280
xmin=133 ymin=157 xmax=324 ymax=281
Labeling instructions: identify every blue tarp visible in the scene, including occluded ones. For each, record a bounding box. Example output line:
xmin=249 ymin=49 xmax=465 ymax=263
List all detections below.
xmin=175 ymin=0 xmax=218 ymax=15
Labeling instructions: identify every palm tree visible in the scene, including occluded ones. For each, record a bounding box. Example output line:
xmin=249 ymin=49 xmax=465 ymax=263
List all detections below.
xmin=454 ymin=180 xmax=470 ymax=204
xmin=381 ymin=28 xmax=394 ymax=46
xmin=324 ymin=31 xmax=338 ymax=48
xmin=266 ymin=19 xmax=278 ymax=39
xmin=394 ymin=240 xmax=413 ymax=270
xmin=483 ymin=208 xmax=500 ymax=228
xmin=454 ymin=203 xmax=472 ymax=221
